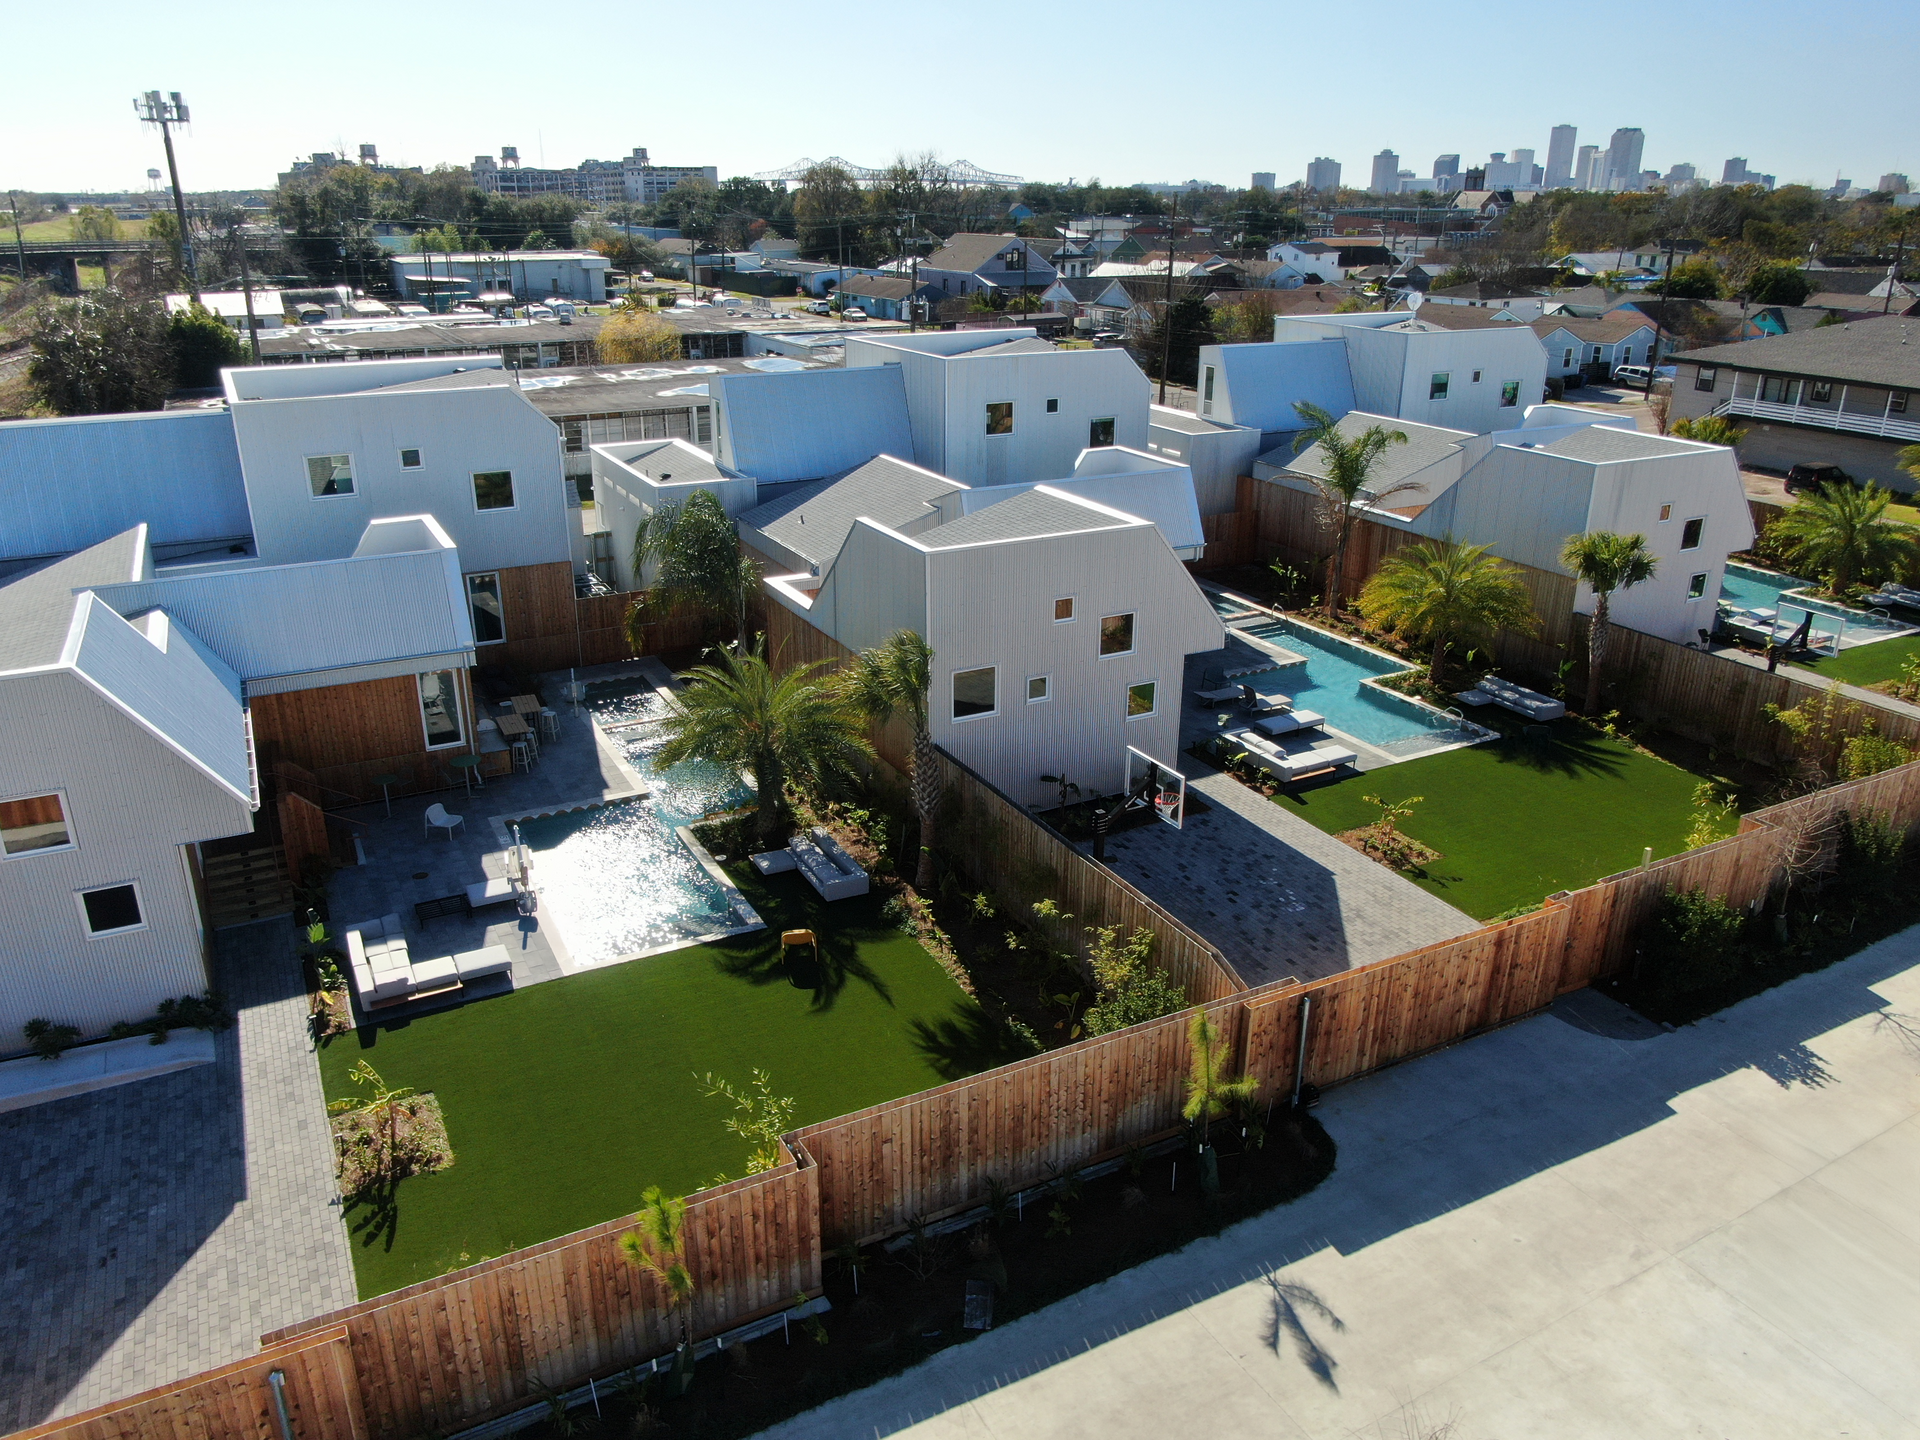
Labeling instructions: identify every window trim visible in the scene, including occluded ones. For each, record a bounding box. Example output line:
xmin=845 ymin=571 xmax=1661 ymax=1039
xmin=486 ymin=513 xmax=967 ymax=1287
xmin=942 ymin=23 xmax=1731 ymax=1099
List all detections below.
xmin=1026 ymin=675 xmax=1051 ymax=704
xmin=1680 ymin=516 xmax=1705 ymax=551
xmin=1053 ymin=596 xmax=1077 ymax=623
xmin=399 ymin=447 xmax=424 ymax=469
xmin=1429 ymin=371 xmax=1450 ymax=401
xmin=1099 ymin=612 xmax=1136 ymax=658
xmin=76 ymin=880 xmax=146 ymax=939
xmin=1499 ymin=380 xmax=1520 ymax=407
xmin=985 ymin=401 xmax=1015 ymax=436
xmin=1045 ymin=397 xmax=1060 ymax=414
xmin=1659 ymin=503 xmax=1673 ymax=522
xmin=465 ymin=571 xmax=507 ymax=646
xmin=1088 ymin=416 xmax=1116 ymax=448
xmin=1471 ymin=369 xmax=1483 ymax=384
xmin=1891 ymin=391 xmax=1909 ymax=415
xmin=305 ymin=452 xmax=356 ymax=500
xmin=1694 ymin=366 xmax=1718 ymax=393
xmin=417 ymin=670 xmax=467 ymax=751
xmin=1 ymin=789 xmax=75 ymax=860
xmin=1810 ymin=381 xmax=1833 ymax=404
xmin=951 ymin=665 xmax=998 ymax=722
xmin=1125 ymin=679 xmax=1158 ymax=720
xmin=472 ymin=469 xmax=517 ymax=513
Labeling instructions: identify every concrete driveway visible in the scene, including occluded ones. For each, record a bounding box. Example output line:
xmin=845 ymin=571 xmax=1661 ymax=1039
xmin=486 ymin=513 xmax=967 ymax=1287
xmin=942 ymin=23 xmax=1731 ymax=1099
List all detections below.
xmin=756 ymin=928 xmax=1920 ymax=1439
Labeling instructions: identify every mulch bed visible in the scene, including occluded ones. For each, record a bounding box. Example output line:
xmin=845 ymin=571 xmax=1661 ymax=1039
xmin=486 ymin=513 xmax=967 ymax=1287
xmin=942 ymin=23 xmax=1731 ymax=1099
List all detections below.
xmin=330 ymin=1093 xmax=454 ymax=1197
xmin=1333 ymin=823 xmax=1443 ymax=873
xmin=577 ymin=1112 xmax=1337 ymax=1440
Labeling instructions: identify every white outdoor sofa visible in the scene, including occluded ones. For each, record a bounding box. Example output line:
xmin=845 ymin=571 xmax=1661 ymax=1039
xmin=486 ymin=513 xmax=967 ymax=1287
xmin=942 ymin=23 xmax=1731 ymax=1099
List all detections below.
xmin=789 ymin=828 xmax=870 ymax=901
xmin=1254 ymin=708 xmax=1326 ymax=738
xmin=344 ymin=914 xmax=514 ymax=1010
xmin=1224 ymin=729 xmax=1358 ymax=784
xmin=1458 ymin=676 xmax=1566 ymax=722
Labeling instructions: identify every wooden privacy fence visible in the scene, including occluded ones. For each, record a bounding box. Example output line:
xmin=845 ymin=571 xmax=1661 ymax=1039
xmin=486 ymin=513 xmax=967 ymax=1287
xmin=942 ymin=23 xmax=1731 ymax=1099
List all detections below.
xmin=257 ymin=1151 xmax=819 ymax=1440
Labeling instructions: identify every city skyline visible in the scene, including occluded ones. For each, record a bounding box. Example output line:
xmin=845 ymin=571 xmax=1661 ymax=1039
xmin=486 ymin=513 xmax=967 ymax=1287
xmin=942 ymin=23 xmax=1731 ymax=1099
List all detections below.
xmin=3 ymin=0 xmax=1913 ymax=194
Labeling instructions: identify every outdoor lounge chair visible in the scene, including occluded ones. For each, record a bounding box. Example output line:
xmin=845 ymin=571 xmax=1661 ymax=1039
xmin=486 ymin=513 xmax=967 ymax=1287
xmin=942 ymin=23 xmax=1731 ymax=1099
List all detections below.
xmin=1254 ymin=708 xmax=1325 ymax=738
xmin=345 ymin=914 xmax=512 ymax=1010
xmin=1192 ymin=685 xmax=1245 ymax=707
xmin=1271 ymin=745 xmax=1358 ymax=782
xmin=789 ymin=828 xmax=869 ymax=901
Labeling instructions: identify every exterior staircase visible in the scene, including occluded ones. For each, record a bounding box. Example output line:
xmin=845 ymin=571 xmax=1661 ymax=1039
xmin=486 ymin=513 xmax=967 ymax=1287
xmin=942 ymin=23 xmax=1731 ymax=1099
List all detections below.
xmin=202 ymin=844 xmax=295 ymax=927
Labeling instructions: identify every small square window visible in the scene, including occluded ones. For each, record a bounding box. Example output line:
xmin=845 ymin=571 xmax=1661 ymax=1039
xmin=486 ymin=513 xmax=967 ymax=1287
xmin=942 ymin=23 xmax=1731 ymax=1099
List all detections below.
xmin=953 ymin=667 xmax=996 ymax=719
xmin=1099 ymin=612 xmax=1135 ymax=657
xmin=78 ymin=883 xmax=144 ymax=937
xmin=306 ymin=454 xmax=354 ymax=497
xmin=399 ymin=448 xmax=423 ymax=469
xmin=1 ymin=792 xmax=72 ymax=857
xmin=1499 ymin=381 xmax=1520 ymax=407
xmin=986 ymin=402 xmax=1014 ymax=435
xmin=1680 ymin=517 xmax=1704 ymax=550
xmin=1046 ymin=397 xmax=1060 ymax=414
xmin=1694 ymin=366 xmax=1718 ymax=393
xmin=1089 ymin=417 xmax=1116 ymax=447
xmin=1126 ymin=681 xmax=1157 ymax=718
xmin=1659 ymin=504 xmax=1673 ymax=522
xmin=1054 ymin=597 xmax=1075 ymax=622
xmin=1026 ymin=676 xmax=1050 ymax=703
xmin=473 ymin=470 xmax=516 ymax=511
xmin=1811 ymin=381 xmax=1833 ymax=404
xmin=1688 ymin=573 xmax=1708 ymax=599
xmin=1429 ymin=372 xmax=1450 ymax=401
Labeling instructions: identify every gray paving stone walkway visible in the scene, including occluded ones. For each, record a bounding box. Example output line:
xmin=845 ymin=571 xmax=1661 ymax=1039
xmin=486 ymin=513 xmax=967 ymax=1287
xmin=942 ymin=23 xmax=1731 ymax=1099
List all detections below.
xmin=0 ymin=922 xmax=354 ymax=1429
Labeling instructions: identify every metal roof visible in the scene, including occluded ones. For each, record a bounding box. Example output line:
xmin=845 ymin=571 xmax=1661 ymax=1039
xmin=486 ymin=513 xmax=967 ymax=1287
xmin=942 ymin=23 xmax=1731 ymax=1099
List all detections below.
xmin=0 ymin=410 xmax=250 ymax=561
xmin=1278 ymin=413 xmax=1472 ymax=492
xmin=920 ymin=488 xmax=1133 ymax=549
xmin=1535 ymin=427 xmax=1696 ymax=463
xmin=738 ymin=456 xmax=960 ymax=571
xmin=713 ymin=366 xmax=915 ymax=484
xmin=0 ymin=531 xmax=147 ymax=673
xmin=515 ymin=359 xmax=795 ymax=417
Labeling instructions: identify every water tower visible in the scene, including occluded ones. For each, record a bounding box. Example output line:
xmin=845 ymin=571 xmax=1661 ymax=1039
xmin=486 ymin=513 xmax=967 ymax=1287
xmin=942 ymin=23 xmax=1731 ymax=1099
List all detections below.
xmin=146 ymin=167 xmax=162 ymax=190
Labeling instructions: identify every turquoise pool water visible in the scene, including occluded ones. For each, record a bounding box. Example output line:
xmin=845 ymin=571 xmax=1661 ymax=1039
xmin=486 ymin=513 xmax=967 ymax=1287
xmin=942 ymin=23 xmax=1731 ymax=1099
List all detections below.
xmin=1237 ymin=617 xmax=1458 ymax=748
xmin=517 ymin=698 xmax=754 ymax=964
xmin=1719 ymin=562 xmax=1906 ymax=641
xmin=584 ymin=677 xmax=667 ymax=727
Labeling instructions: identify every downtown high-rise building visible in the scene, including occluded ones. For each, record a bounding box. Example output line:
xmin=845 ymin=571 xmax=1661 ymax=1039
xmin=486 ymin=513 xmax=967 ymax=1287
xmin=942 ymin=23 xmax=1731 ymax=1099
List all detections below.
xmin=1251 ymin=171 xmax=1276 ymax=191
xmin=1369 ymin=149 xmax=1401 ymax=194
xmin=1880 ymin=173 xmax=1910 ymax=195
xmin=1545 ymin=125 xmax=1577 ymax=187
xmin=1722 ymin=157 xmax=1777 ymax=189
xmin=1605 ymin=128 xmax=1646 ymax=190
xmin=1305 ymin=156 xmax=1342 ymax=191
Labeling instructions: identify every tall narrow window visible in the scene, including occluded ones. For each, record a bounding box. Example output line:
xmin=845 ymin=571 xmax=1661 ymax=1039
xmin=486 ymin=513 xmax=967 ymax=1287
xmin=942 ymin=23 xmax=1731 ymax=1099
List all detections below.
xmin=952 ymin=667 xmax=996 ymax=719
xmin=466 ymin=572 xmax=506 ymax=644
xmin=78 ymin=883 xmax=144 ymax=938
xmin=1688 ymin=572 xmax=1708 ymax=599
xmin=1089 ymin=417 xmax=1116 ymax=447
xmin=1 ymin=793 xmax=72 ymax=857
xmin=985 ymin=402 xmax=1014 ymax=435
xmin=306 ymin=454 xmax=354 ymax=497
xmin=1680 ymin=517 xmax=1704 ymax=550
xmin=1891 ymin=391 xmax=1910 ymax=415
xmin=1694 ymin=366 xmax=1718 ymax=393
xmin=418 ymin=670 xmax=465 ymax=749
xmin=473 ymin=470 xmax=516 ymax=510
xmin=1429 ymin=372 xmax=1450 ymax=401
xmin=1100 ymin=612 xmax=1135 ymax=657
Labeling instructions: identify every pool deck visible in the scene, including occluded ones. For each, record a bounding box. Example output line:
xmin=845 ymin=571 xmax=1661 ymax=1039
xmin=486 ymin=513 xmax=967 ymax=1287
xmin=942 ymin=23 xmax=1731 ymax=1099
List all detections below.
xmin=326 ymin=659 xmax=681 ymax=1019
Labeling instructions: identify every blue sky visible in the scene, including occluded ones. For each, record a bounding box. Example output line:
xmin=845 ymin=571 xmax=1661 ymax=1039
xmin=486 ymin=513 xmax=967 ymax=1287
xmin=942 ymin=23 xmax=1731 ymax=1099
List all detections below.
xmin=9 ymin=0 xmax=1916 ymax=195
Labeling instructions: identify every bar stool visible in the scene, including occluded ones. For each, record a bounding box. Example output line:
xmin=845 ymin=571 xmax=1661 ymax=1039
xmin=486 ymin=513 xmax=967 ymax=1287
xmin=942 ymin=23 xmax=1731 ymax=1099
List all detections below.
xmin=510 ymin=739 xmax=533 ymax=772
xmin=538 ymin=707 xmax=559 ymax=742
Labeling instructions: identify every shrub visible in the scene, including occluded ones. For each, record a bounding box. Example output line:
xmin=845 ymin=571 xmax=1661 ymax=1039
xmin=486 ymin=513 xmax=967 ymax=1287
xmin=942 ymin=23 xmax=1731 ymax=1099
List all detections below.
xmin=1082 ymin=924 xmax=1186 ymax=1036
xmin=1670 ymin=414 xmax=1746 ymax=447
xmin=1831 ymin=812 xmax=1906 ymax=913
xmin=1642 ymin=889 xmax=1748 ymax=1000
xmin=23 ymin=1018 xmax=81 ymax=1060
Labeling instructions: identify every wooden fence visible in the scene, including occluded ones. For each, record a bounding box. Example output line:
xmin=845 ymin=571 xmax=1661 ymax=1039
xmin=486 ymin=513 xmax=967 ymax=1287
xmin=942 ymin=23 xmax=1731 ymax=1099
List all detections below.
xmin=277 ymin=789 xmax=330 ymax=888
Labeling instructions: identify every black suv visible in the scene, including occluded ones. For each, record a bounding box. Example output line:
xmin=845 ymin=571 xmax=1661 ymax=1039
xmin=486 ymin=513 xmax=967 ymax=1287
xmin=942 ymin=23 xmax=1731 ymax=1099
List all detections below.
xmin=1785 ymin=462 xmax=1858 ymax=494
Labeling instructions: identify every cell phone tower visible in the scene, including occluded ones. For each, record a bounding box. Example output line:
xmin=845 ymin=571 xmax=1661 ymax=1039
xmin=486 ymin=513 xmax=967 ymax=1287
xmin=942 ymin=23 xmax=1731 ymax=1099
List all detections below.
xmin=133 ymin=90 xmax=197 ymax=299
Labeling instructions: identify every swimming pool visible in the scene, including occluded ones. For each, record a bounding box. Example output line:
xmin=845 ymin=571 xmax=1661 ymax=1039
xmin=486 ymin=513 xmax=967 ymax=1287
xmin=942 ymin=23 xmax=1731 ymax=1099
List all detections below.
xmin=1236 ymin=616 xmax=1482 ymax=751
xmin=584 ymin=677 xmax=668 ymax=728
xmin=1719 ymin=562 xmax=1909 ymax=644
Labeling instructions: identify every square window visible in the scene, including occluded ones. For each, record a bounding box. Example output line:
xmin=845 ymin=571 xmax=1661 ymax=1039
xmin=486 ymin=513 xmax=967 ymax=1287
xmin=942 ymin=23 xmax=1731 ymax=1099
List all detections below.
xmin=1659 ymin=503 xmax=1673 ymax=522
xmin=1046 ymin=397 xmax=1059 ymax=414
xmin=1099 ymin=612 xmax=1135 ymax=656
xmin=953 ymin=666 xmax=996 ymax=719
xmin=472 ymin=470 xmax=515 ymax=510
xmin=1126 ymin=681 xmax=1157 ymax=718
xmin=1054 ymin=597 xmax=1075 ymax=622
xmin=1680 ymin=517 xmax=1704 ymax=550
xmin=306 ymin=454 xmax=354 ymax=497
xmin=1089 ymin=417 xmax=1116 ymax=447
xmin=1695 ymin=366 xmax=1718 ymax=393
xmin=1811 ymin=381 xmax=1833 ymax=404
xmin=1026 ymin=675 xmax=1050 ymax=703
xmin=1499 ymin=380 xmax=1520 ymax=407
xmin=399 ymin=448 xmax=423 ymax=469
xmin=1 ymin=792 xmax=72 ymax=857
xmin=1429 ymin=372 xmax=1450 ymax=401
xmin=986 ymin=402 xmax=1014 ymax=435
xmin=1688 ymin=572 xmax=1708 ymax=599
xmin=466 ymin=572 xmax=506 ymax=645
xmin=418 ymin=670 xmax=465 ymax=749
xmin=78 ymin=883 xmax=143 ymax=937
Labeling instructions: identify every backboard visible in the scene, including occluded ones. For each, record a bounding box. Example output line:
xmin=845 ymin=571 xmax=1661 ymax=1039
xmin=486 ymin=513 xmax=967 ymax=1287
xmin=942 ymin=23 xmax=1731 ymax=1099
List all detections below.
xmin=1125 ymin=746 xmax=1186 ymax=830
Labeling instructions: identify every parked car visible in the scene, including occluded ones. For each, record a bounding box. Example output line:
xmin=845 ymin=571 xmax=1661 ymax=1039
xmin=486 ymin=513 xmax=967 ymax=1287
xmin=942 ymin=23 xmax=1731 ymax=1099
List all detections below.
xmin=1785 ymin=462 xmax=1859 ymax=494
xmin=1611 ymin=364 xmax=1653 ymax=386
xmin=841 ymin=307 xmax=868 ymax=321
xmin=806 ymin=299 xmax=831 ymax=314
xmin=638 ymin=270 xmax=654 ymax=282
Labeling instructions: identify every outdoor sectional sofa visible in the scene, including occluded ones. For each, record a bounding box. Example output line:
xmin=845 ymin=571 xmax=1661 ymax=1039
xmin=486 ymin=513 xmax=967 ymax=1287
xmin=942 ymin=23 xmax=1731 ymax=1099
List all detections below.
xmin=790 ymin=828 xmax=871 ymax=900
xmin=345 ymin=913 xmax=514 ymax=1009
xmin=1224 ymin=728 xmax=1358 ymax=784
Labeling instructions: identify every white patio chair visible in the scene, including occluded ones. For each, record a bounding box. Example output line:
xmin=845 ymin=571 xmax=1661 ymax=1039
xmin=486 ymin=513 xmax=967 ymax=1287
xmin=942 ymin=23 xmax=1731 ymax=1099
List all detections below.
xmin=425 ymin=802 xmax=465 ymax=840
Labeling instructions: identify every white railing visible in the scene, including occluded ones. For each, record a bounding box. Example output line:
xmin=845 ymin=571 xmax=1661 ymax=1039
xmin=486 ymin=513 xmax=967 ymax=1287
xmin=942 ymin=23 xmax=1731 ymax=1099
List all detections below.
xmin=1717 ymin=395 xmax=1920 ymax=442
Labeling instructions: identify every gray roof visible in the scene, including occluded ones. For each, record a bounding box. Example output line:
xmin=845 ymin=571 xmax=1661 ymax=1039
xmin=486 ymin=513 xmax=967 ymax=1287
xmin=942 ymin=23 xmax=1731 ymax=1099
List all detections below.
xmin=0 ymin=530 xmax=146 ymax=672
xmin=955 ymin=337 xmax=1058 ymax=356
xmin=257 ymin=315 xmax=602 ymax=359
xmin=1535 ymin=427 xmax=1693 ymax=463
xmin=603 ymin=439 xmax=729 ymax=487
xmin=1276 ymin=414 xmax=1469 ymax=494
xmin=920 ymin=489 xmax=1130 ymax=549
xmin=837 ymin=276 xmax=932 ymax=302
xmin=715 ymin=365 xmax=916 ymax=484
xmin=1674 ymin=314 xmax=1920 ymax=389
xmin=363 ymin=369 xmax=515 ymax=394
xmin=1047 ymin=277 xmax=1119 ymax=301
xmin=1150 ymin=408 xmax=1242 ymax=436
xmin=738 ymin=456 xmax=960 ymax=570
xmin=515 ymin=359 xmax=781 ymax=416
xmin=1429 ymin=281 xmax=1546 ymax=301
xmin=923 ymin=233 xmax=1048 ymax=274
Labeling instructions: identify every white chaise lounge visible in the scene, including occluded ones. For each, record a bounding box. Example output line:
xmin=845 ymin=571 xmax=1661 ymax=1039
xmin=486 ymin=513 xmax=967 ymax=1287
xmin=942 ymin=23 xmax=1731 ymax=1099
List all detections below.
xmin=1254 ymin=708 xmax=1325 ymax=737
xmin=789 ymin=828 xmax=869 ymax=901
xmin=344 ymin=914 xmax=514 ymax=1010
xmin=1225 ymin=729 xmax=1358 ymax=784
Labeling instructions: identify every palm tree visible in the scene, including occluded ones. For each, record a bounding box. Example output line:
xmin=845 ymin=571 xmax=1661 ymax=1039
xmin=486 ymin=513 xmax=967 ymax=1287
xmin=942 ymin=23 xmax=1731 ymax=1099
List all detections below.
xmin=846 ymin=630 xmax=940 ymax=889
xmin=1290 ymin=401 xmax=1418 ymax=618
xmin=1560 ymin=531 xmax=1658 ymax=715
xmin=625 ymin=489 xmax=760 ymax=651
xmin=620 ymin=1186 xmax=696 ymax=1362
xmin=1182 ymin=1008 xmax=1259 ymax=1196
xmin=1358 ymin=538 xmax=1537 ymax=685
xmin=1769 ymin=482 xmax=1919 ymax=595
xmin=654 ymin=642 xmax=872 ymax=849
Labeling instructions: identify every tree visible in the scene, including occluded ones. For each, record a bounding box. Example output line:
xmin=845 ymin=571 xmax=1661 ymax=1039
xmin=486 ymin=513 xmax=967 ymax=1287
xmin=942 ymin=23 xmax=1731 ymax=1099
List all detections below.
xmin=619 ymin=1187 xmax=696 ymax=1352
xmin=626 ymin=489 xmax=761 ymax=647
xmin=1560 ymin=532 xmax=1658 ymax=714
xmin=847 ymin=630 xmax=941 ymax=889
xmin=1357 ymin=538 xmax=1538 ymax=684
xmin=168 ymin=302 xmax=245 ymax=387
xmin=1769 ymin=481 xmax=1919 ymax=593
xmin=699 ymin=1069 xmax=796 ymax=1175
xmin=1082 ymin=924 xmax=1186 ymax=1036
xmin=1744 ymin=262 xmax=1812 ymax=306
xmin=70 ymin=205 xmax=122 ymax=242
xmin=1182 ymin=1008 xmax=1258 ymax=1152
xmin=1290 ymin=402 xmax=1415 ymax=619
xmin=1140 ymin=292 xmax=1215 ymax=386
xmin=793 ymin=163 xmax=865 ymax=262
xmin=325 ymin=1060 xmax=418 ymax=1181
xmin=26 ymin=292 xmax=172 ymax=414
xmin=1210 ymin=293 xmax=1283 ymax=346
xmin=653 ymin=643 xmax=872 ymax=848
xmin=1901 ymin=443 xmax=1920 ymax=490
xmin=597 ymin=308 xmax=682 ymax=363
xmin=1651 ymin=258 xmax=1722 ymax=298
xmin=1669 ymin=414 xmax=1746 ymax=447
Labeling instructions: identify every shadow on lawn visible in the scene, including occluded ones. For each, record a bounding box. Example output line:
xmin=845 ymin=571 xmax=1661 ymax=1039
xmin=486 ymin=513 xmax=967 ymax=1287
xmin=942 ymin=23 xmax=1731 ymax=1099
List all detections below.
xmin=1481 ymin=721 xmax=1632 ymax=780
xmin=907 ymin=1005 xmax=1041 ymax=1080
xmin=713 ymin=926 xmax=895 ymax=1013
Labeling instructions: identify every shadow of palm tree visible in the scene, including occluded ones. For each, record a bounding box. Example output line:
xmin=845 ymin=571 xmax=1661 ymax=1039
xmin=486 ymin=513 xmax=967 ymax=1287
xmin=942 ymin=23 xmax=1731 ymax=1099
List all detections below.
xmin=713 ymin=930 xmax=894 ymax=1013
xmin=906 ymin=1005 xmax=1039 ymax=1081
xmin=343 ymin=1175 xmax=403 ymax=1254
xmin=1262 ymin=1274 xmax=1345 ymax=1389
xmin=1484 ymin=723 xmax=1631 ymax=780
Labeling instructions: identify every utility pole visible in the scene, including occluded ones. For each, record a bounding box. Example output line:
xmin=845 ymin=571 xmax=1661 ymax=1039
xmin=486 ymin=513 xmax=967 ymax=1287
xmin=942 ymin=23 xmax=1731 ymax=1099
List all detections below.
xmin=1645 ymin=230 xmax=1680 ymax=398
xmin=233 ymin=217 xmax=262 ymax=364
xmin=1157 ymin=194 xmax=1180 ymax=406
xmin=7 ymin=191 xmax=26 ymax=287
xmin=133 ymin=90 xmax=198 ymax=300
xmin=1884 ymin=216 xmax=1910 ymax=315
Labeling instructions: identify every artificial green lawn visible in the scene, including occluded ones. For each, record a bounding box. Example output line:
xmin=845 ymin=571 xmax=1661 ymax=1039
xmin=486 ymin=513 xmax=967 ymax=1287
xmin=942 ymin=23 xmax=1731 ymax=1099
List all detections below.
xmin=1796 ymin=634 xmax=1920 ymax=689
xmin=1277 ymin=726 xmax=1708 ymax=919
xmin=319 ymin=868 xmax=1017 ymax=1299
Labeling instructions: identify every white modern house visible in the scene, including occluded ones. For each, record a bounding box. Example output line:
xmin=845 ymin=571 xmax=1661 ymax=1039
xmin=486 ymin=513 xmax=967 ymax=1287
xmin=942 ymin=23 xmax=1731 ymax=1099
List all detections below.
xmin=1144 ymin=406 xmax=1263 ymax=516
xmin=387 ymin=250 xmax=611 ymax=304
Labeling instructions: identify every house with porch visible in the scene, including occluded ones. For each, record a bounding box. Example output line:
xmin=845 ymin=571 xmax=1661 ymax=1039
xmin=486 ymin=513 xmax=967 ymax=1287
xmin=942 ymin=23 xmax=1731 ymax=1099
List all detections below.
xmin=914 ymin=233 xmax=1059 ymax=300
xmin=1530 ymin=313 xmax=1660 ymax=382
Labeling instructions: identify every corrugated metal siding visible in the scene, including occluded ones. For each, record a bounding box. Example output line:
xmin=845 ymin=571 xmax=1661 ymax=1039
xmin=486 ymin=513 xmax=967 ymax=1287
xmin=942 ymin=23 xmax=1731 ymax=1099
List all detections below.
xmin=713 ymin=367 xmax=914 ymax=482
xmin=1415 ymin=447 xmax=1593 ymax=572
xmin=808 ymin=523 xmax=927 ymax=654
xmin=1208 ymin=340 xmax=1355 ymax=433
xmin=0 ymin=410 xmax=250 ymax=560
xmin=90 ymin=546 xmax=472 ymax=681
xmin=929 ymin=349 xmax=1150 ymax=488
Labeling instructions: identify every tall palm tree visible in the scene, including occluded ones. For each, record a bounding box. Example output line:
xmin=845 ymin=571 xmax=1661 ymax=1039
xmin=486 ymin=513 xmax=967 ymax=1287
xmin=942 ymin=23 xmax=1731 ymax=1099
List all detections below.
xmin=1290 ymin=402 xmax=1418 ymax=618
xmin=1561 ymin=531 xmax=1658 ymax=715
xmin=846 ymin=630 xmax=941 ymax=890
xmin=625 ymin=489 xmax=760 ymax=651
xmin=1357 ymin=538 xmax=1537 ymax=685
xmin=654 ymin=642 xmax=872 ymax=849
xmin=1769 ymin=481 xmax=1919 ymax=594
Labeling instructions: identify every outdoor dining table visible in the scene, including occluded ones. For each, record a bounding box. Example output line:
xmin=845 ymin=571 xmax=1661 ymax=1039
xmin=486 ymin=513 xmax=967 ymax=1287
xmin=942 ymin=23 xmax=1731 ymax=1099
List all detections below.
xmin=496 ymin=712 xmax=530 ymax=740
xmin=510 ymin=693 xmax=542 ymax=716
